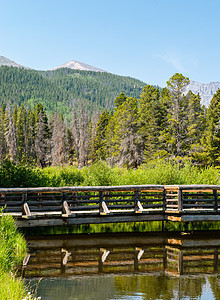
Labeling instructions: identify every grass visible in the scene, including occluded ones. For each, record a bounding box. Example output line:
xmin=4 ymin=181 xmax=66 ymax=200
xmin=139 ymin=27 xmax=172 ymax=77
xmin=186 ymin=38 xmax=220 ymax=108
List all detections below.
xmin=0 ymin=212 xmax=38 ymax=300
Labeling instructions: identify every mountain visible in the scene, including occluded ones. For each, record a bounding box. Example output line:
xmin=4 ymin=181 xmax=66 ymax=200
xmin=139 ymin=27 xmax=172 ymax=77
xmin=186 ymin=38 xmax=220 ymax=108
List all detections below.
xmin=0 ymin=65 xmax=146 ymax=119
xmin=0 ymin=55 xmax=27 ymax=69
xmin=185 ymin=80 xmax=220 ymax=107
xmin=53 ymin=60 xmax=106 ymax=72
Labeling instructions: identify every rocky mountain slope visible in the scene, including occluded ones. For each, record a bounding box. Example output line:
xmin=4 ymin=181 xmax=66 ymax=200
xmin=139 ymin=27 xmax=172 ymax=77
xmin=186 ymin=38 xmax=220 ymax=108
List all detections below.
xmin=52 ymin=60 xmax=106 ymax=72
xmin=185 ymin=80 xmax=220 ymax=107
xmin=0 ymin=56 xmax=27 ymax=68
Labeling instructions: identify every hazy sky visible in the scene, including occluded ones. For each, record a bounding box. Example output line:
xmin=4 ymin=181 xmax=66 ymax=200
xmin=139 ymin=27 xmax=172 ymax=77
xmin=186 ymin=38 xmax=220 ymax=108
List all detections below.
xmin=1 ymin=0 xmax=219 ymax=86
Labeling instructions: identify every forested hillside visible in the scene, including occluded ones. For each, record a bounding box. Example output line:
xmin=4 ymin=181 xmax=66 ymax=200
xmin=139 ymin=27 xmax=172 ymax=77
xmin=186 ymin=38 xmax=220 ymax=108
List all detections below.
xmin=0 ymin=73 xmax=219 ymax=169
xmin=0 ymin=66 xmax=146 ymax=118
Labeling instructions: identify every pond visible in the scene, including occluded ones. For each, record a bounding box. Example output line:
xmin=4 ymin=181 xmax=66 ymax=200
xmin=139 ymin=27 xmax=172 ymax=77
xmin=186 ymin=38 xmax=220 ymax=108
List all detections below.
xmin=22 ymin=231 xmax=220 ymax=299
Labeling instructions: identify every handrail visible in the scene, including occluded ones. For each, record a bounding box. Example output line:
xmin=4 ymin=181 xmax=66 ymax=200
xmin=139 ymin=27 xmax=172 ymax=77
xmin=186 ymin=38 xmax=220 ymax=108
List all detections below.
xmin=1 ymin=185 xmax=220 ymax=226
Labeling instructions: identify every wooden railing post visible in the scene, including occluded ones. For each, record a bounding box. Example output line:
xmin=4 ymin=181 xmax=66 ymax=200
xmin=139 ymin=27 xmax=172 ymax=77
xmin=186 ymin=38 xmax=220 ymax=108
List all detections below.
xmin=98 ymin=248 xmax=110 ymax=272
xmin=99 ymin=191 xmax=110 ymax=215
xmin=178 ymin=249 xmax=183 ymax=275
xmin=178 ymin=189 xmax=183 ymax=212
xmin=22 ymin=193 xmax=31 ymax=218
xmin=134 ymin=247 xmax=144 ymax=271
xmin=62 ymin=192 xmax=71 ymax=216
xmin=163 ymin=189 xmax=167 ymax=212
xmin=213 ymin=189 xmax=218 ymax=212
xmin=134 ymin=190 xmax=143 ymax=213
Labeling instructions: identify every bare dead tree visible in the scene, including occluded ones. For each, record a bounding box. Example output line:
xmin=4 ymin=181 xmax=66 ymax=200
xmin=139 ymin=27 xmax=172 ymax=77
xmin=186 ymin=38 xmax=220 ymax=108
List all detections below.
xmin=71 ymin=102 xmax=90 ymax=168
xmin=5 ymin=107 xmax=17 ymax=162
xmin=50 ymin=114 xmax=67 ymax=165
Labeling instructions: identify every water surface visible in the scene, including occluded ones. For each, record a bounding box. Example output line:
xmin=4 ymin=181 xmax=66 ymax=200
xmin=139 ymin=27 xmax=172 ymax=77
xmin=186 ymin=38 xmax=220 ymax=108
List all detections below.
xmin=23 ymin=232 xmax=220 ymax=299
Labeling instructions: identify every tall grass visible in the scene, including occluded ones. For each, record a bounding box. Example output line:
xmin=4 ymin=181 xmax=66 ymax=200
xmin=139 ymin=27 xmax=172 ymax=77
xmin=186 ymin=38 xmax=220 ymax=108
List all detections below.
xmin=0 ymin=212 xmax=37 ymax=300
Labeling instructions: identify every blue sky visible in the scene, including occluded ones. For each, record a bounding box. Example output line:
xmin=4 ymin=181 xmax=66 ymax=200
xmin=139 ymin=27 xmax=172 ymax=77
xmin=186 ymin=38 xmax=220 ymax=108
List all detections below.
xmin=0 ymin=0 xmax=219 ymax=86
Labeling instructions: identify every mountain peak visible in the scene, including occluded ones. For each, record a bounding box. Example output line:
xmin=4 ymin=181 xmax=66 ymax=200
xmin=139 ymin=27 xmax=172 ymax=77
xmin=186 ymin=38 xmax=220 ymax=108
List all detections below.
xmin=52 ymin=60 xmax=106 ymax=72
xmin=185 ymin=80 xmax=220 ymax=107
xmin=0 ymin=56 xmax=27 ymax=69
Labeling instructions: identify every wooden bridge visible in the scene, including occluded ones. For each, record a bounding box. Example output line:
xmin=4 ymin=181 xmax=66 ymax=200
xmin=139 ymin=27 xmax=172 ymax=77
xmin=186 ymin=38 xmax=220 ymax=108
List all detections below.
xmin=1 ymin=185 xmax=220 ymax=227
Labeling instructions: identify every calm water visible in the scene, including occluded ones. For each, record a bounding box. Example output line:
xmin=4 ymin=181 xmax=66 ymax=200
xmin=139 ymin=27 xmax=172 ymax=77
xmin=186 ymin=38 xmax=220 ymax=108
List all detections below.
xmin=23 ymin=232 xmax=220 ymax=299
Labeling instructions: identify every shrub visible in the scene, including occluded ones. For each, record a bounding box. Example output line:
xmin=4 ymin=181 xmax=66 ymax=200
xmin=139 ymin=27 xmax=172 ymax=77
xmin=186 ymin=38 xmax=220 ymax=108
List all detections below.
xmin=0 ymin=160 xmax=46 ymax=188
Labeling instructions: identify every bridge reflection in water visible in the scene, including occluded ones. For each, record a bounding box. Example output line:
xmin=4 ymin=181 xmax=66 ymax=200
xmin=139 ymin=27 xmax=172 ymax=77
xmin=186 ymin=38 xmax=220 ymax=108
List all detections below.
xmin=21 ymin=232 xmax=220 ymax=278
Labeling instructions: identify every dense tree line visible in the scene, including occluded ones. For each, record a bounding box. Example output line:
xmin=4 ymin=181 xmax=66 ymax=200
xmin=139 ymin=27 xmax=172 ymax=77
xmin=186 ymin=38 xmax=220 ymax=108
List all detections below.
xmin=89 ymin=73 xmax=220 ymax=167
xmin=0 ymin=73 xmax=219 ymax=168
xmin=0 ymin=66 xmax=146 ymax=119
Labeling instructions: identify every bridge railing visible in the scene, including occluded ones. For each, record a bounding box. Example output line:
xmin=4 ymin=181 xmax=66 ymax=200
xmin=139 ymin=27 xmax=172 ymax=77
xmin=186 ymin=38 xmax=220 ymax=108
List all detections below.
xmin=1 ymin=185 xmax=220 ymax=218
xmin=0 ymin=185 xmax=165 ymax=218
xmin=165 ymin=185 xmax=220 ymax=213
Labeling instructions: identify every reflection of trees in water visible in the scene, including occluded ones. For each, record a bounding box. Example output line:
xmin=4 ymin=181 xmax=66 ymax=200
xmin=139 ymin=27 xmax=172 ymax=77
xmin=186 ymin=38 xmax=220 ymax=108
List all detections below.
xmin=209 ymin=276 xmax=220 ymax=300
xmin=114 ymin=275 xmax=177 ymax=300
xmin=114 ymin=275 xmax=206 ymax=300
xmin=30 ymin=277 xmax=116 ymax=300
xmin=179 ymin=277 xmax=205 ymax=299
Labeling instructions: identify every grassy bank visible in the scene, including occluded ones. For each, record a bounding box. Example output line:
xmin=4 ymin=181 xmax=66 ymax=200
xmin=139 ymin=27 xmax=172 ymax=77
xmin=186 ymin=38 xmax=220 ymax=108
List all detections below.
xmin=0 ymin=160 xmax=219 ymax=188
xmin=0 ymin=213 xmax=37 ymax=300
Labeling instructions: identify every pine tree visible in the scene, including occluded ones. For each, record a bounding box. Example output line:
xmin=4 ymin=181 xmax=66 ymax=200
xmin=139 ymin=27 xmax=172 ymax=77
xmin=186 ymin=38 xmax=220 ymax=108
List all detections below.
xmin=184 ymin=91 xmax=205 ymax=158
xmin=106 ymin=97 xmax=142 ymax=168
xmin=0 ymin=104 xmax=7 ymax=161
xmin=89 ymin=110 xmax=110 ymax=162
xmin=138 ymin=85 xmax=166 ymax=160
xmin=202 ymin=89 xmax=220 ymax=165
xmin=166 ymin=73 xmax=190 ymax=158
xmin=34 ymin=104 xmax=49 ymax=167
xmin=16 ymin=105 xmax=29 ymax=162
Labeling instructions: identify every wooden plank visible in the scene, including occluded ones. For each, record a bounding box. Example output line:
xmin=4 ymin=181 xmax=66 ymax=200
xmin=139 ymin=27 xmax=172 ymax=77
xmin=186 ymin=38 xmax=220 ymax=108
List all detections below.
xmin=68 ymin=199 xmax=100 ymax=204
xmin=183 ymin=199 xmax=215 ymax=202
xmin=105 ymin=199 xmax=134 ymax=203
xmin=142 ymin=204 xmax=163 ymax=209
xmin=15 ymin=213 xmax=165 ymax=227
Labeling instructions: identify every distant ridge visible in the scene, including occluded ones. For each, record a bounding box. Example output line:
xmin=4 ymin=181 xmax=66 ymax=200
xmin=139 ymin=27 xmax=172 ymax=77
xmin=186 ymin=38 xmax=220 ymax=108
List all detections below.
xmin=185 ymin=80 xmax=220 ymax=107
xmin=52 ymin=60 xmax=106 ymax=72
xmin=1 ymin=55 xmax=220 ymax=107
xmin=0 ymin=56 xmax=27 ymax=69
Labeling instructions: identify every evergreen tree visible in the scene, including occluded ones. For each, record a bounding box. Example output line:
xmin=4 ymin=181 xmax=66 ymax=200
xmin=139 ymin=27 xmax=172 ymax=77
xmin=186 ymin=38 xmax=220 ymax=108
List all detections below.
xmin=34 ymin=104 xmax=49 ymax=167
xmin=16 ymin=105 xmax=29 ymax=162
xmin=89 ymin=110 xmax=110 ymax=162
xmin=202 ymin=89 xmax=220 ymax=165
xmin=185 ymin=91 xmax=205 ymax=158
xmin=166 ymin=73 xmax=190 ymax=157
xmin=106 ymin=97 xmax=142 ymax=168
xmin=27 ymin=108 xmax=36 ymax=163
xmin=138 ymin=85 xmax=165 ymax=160
xmin=0 ymin=104 xmax=6 ymax=161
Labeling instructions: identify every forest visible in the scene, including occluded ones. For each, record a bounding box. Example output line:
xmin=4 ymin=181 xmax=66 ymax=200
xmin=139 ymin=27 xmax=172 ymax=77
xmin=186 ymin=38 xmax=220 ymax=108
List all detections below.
xmin=0 ymin=65 xmax=146 ymax=119
xmin=0 ymin=72 xmax=219 ymax=171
